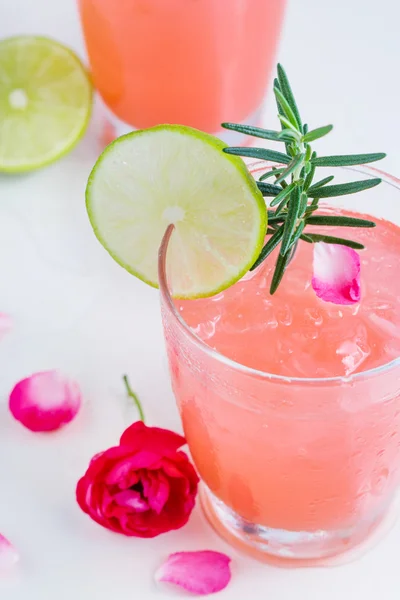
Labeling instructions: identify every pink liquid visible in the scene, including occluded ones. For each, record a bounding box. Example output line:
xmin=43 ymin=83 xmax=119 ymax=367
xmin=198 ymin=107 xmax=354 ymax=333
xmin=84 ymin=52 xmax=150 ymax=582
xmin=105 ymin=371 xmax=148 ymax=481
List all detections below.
xmin=166 ymin=208 xmax=400 ymax=536
xmin=79 ymin=0 xmax=286 ymax=133
xmin=178 ymin=209 xmax=400 ymax=378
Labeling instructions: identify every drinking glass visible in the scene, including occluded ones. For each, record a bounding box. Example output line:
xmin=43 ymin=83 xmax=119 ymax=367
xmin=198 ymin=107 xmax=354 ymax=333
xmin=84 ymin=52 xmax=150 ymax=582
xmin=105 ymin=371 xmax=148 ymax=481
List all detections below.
xmin=78 ymin=0 xmax=286 ymax=144
xmin=158 ymin=163 xmax=400 ymax=564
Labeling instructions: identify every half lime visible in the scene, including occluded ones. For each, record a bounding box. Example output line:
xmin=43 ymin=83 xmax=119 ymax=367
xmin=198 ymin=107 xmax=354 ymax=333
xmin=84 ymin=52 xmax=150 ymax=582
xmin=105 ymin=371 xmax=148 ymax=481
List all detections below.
xmin=0 ymin=36 xmax=92 ymax=172
xmin=86 ymin=125 xmax=267 ymax=298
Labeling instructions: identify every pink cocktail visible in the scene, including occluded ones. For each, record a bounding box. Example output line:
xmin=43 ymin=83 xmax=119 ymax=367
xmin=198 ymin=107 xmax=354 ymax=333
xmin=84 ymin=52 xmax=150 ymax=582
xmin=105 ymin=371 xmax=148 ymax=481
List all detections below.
xmin=159 ymin=164 xmax=400 ymax=563
xmin=78 ymin=0 xmax=286 ymax=142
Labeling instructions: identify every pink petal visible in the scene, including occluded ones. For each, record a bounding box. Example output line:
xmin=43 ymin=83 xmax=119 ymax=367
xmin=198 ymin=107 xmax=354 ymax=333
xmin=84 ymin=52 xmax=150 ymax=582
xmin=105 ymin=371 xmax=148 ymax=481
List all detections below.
xmin=0 ymin=313 xmax=12 ymax=340
xmin=312 ymin=243 xmax=361 ymax=305
xmin=0 ymin=534 xmax=19 ymax=572
xmin=146 ymin=472 xmax=170 ymax=515
xmin=104 ymin=452 xmax=161 ymax=485
xmin=120 ymin=421 xmax=186 ymax=454
xmin=113 ymin=490 xmax=149 ymax=512
xmin=9 ymin=370 xmax=81 ymax=432
xmin=156 ymin=551 xmax=232 ymax=596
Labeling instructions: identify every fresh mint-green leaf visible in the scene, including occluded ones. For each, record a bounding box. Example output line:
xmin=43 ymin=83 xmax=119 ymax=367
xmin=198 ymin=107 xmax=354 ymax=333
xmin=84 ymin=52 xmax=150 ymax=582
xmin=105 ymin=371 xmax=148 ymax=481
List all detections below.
xmin=304 ymin=162 xmax=316 ymax=190
xmin=277 ymin=129 xmax=300 ymax=142
xmin=299 ymin=191 xmax=308 ymax=216
xmin=302 ymin=124 xmax=333 ymax=143
xmin=277 ymin=64 xmax=303 ymax=130
xmin=275 ymin=153 xmax=305 ymax=184
xmin=275 ymin=77 xmax=291 ymax=154
xmin=278 ymin=114 xmax=300 ymax=133
xmin=274 ymin=87 xmax=300 ymax=130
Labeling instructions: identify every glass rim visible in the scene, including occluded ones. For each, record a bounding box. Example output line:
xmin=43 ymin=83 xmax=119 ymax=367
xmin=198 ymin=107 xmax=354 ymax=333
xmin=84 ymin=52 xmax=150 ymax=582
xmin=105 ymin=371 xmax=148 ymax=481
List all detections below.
xmin=158 ymin=163 xmax=400 ymax=385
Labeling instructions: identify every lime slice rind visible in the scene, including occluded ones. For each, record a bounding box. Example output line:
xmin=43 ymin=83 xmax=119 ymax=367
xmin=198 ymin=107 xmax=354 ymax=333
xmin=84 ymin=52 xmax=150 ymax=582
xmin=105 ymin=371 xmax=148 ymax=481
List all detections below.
xmin=86 ymin=125 xmax=267 ymax=299
xmin=0 ymin=36 xmax=93 ymax=172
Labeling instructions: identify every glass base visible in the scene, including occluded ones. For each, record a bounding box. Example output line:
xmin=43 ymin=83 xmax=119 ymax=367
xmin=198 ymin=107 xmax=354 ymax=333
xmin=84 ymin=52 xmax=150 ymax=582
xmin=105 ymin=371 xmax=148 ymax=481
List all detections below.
xmin=98 ymin=96 xmax=263 ymax=146
xmin=200 ymin=485 xmax=399 ymax=567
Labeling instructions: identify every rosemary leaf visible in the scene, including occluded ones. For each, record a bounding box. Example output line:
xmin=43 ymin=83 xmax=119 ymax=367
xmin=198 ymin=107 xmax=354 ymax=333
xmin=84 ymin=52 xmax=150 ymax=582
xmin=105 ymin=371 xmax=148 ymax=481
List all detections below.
xmin=304 ymin=144 xmax=312 ymax=162
xmin=281 ymin=186 xmax=301 ymax=255
xmin=222 ymin=63 xmax=386 ymax=295
xmin=274 ymin=87 xmax=299 ymax=130
xmin=288 ymin=221 xmax=306 ymax=251
xmin=307 ymin=175 xmax=334 ymax=192
xmin=278 ymin=114 xmax=299 ymax=133
xmin=312 ymin=153 xmax=386 ymax=167
xmin=303 ymin=233 xmax=365 ymax=249
xmin=270 ymin=182 xmax=296 ymax=206
xmin=275 ymin=153 xmax=305 ymax=184
xmin=224 ymin=147 xmax=291 ymax=164
xmin=307 ymin=178 xmax=382 ymax=198
xmin=251 ymin=226 xmax=284 ymax=270
xmin=277 ymin=64 xmax=302 ymax=130
xmin=221 ymin=123 xmax=284 ymax=142
xmin=302 ymin=124 xmax=333 ymax=143
xmin=306 ymin=215 xmax=376 ymax=228
xmin=259 ymin=167 xmax=286 ymax=181
xmin=267 ymin=211 xmax=285 ymax=223
xmin=275 ymin=77 xmax=291 ymax=155
xmin=275 ymin=200 xmax=289 ymax=216
xmin=270 ymin=251 xmax=291 ymax=294
xmin=277 ymin=129 xmax=300 ymax=142
xmin=257 ymin=182 xmax=282 ymax=196
xmin=299 ymin=191 xmax=308 ymax=216
xmin=300 ymin=233 xmax=314 ymax=243
xmin=304 ymin=160 xmax=316 ymax=190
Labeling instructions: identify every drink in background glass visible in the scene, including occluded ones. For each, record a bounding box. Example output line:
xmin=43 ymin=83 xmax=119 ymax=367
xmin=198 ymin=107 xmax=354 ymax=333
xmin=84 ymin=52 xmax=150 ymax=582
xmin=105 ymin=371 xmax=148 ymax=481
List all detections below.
xmin=78 ymin=0 xmax=286 ymax=143
xmin=159 ymin=164 xmax=400 ymax=564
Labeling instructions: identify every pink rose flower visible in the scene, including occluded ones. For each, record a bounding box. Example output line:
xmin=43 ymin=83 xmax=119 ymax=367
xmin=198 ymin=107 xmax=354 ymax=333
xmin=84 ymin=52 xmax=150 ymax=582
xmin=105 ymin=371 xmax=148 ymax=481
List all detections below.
xmin=76 ymin=421 xmax=199 ymax=538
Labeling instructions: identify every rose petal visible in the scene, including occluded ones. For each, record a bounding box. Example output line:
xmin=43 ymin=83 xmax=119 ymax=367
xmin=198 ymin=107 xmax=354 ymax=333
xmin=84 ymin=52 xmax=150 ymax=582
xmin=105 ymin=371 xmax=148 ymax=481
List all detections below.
xmin=104 ymin=452 xmax=161 ymax=485
xmin=312 ymin=243 xmax=361 ymax=305
xmin=0 ymin=534 xmax=19 ymax=572
xmin=113 ymin=490 xmax=149 ymax=512
xmin=120 ymin=421 xmax=186 ymax=455
xmin=0 ymin=313 xmax=12 ymax=340
xmin=146 ymin=471 xmax=170 ymax=514
xmin=9 ymin=370 xmax=81 ymax=432
xmin=156 ymin=551 xmax=232 ymax=596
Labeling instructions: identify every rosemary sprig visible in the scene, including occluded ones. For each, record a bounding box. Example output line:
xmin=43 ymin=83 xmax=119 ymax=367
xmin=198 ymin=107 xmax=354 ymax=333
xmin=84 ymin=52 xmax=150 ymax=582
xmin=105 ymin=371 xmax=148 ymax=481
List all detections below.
xmin=222 ymin=64 xmax=386 ymax=294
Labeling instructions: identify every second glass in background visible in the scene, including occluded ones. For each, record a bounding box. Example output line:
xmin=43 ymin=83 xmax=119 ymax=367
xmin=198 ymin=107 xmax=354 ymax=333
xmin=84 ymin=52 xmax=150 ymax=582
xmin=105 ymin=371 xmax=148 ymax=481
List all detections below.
xmin=78 ymin=0 xmax=286 ymax=143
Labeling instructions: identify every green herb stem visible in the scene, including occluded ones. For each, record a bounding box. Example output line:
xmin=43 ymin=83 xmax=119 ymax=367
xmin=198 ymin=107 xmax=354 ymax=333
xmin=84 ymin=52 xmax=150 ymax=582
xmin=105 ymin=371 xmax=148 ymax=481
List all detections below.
xmin=223 ymin=64 xmax=385 ymax=293
xmin=122 ymin=375 xmax=145 ymax=422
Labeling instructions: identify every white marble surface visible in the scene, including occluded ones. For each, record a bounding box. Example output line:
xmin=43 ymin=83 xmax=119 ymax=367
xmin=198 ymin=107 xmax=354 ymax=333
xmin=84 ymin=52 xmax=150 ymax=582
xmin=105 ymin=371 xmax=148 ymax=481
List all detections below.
xmin=1 ymin=1 xmax=400 ymax=598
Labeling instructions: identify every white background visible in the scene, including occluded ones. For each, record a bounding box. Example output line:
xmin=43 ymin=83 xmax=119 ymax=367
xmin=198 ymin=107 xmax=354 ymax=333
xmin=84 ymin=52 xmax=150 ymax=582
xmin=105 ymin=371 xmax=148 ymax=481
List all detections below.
xmin=1 ymin=1 xmax=400 ymax=599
